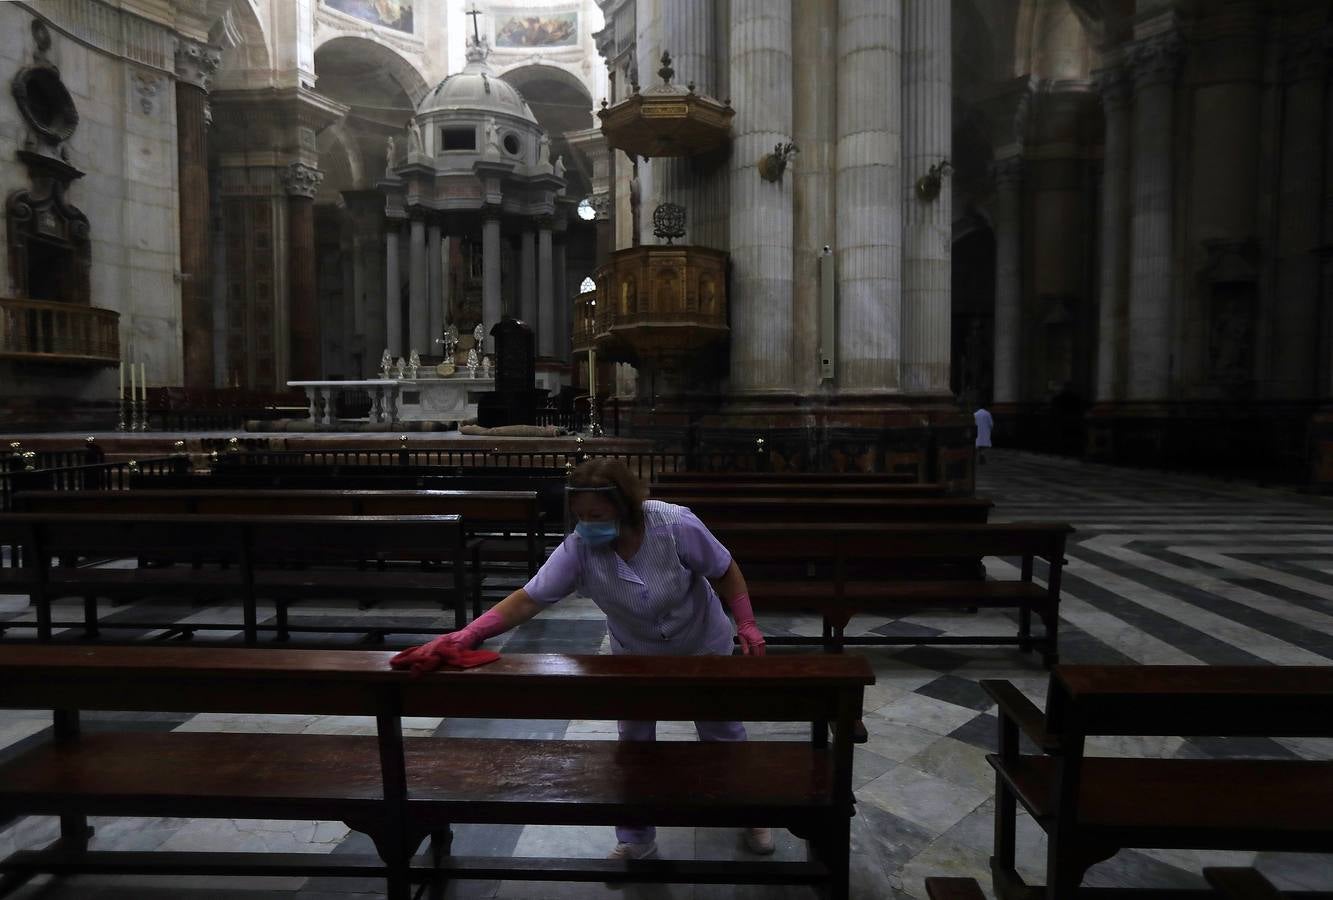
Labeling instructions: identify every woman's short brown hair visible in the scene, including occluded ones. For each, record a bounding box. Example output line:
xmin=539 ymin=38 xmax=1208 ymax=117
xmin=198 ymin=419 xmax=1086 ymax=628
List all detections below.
xmin=568 ymin=458 xmax=647 ymax=529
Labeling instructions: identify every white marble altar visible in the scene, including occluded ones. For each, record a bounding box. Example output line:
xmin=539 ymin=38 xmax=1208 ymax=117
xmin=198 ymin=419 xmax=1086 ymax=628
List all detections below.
xmin=289 ymin=375 xmax=495 ymax=426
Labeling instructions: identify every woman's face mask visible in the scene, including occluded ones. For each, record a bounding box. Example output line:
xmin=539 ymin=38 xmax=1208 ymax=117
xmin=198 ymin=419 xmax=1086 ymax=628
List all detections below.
xmin=575 ymin=519 xmax=620 ymax=546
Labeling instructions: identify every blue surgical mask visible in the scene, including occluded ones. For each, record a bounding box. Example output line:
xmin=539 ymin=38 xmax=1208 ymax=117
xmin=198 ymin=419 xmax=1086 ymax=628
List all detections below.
xmin=576 ymin=519 xmax=619 ymax=546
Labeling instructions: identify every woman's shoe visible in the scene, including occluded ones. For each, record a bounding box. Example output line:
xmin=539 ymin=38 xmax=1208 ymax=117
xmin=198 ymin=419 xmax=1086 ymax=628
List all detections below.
xmin=607 ymin=840 xmax=658 ymax=860
xmin=743 ymin=827 xmax=775 ymax=855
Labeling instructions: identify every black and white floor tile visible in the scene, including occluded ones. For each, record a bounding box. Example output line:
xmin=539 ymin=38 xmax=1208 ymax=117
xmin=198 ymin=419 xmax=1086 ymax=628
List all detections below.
xmin=1 ymin=449 xmax=1330 ymax=898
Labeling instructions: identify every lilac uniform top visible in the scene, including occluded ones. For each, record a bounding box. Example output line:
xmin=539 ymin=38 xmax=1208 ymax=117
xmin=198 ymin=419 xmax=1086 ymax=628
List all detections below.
xmin=523 ymin=500 xmax=736 ymax=656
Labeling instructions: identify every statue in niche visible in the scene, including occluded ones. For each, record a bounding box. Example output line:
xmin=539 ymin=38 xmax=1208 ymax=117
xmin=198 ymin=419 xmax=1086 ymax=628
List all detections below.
xmin=407 ymin=116 xmax=424 ymax=156
xmin=384 ymin=135 xmax=395 ymax=174
xmin=553 ymin=154 xmax=565 ymax=179
xmin=537 ymin=133 xmax=551 ymax=168
xmin=484 ymin=117 xmax=501 ymax=156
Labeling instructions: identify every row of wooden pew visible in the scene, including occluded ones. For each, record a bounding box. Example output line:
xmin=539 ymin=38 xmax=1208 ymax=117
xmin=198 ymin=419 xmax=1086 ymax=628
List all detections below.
xmin=0 ymin=461 xmax=1327 ymax=898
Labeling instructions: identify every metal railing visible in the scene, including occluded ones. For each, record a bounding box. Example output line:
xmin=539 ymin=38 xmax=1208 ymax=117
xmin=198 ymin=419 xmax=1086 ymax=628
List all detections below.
xmin=0 ymin=456 xmax=191 ymax=513
xmin=0 ymin=297 xmax=119 ymax=364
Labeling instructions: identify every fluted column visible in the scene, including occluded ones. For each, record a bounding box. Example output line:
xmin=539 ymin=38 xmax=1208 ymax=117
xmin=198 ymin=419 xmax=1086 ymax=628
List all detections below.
xmin=428 ymin=223 xmax=443 ymax=348
xmin=537 ymin=219 xmax=554 ymax=357
xmin=482 ymin=210 xmax=501 ymax=352
xmin=553 ymin=233 xmax=568 ymax=361
xmin=661 ymin=0 xmax=716 ymax=245
xmin=729 ymin=0 xmax=794 ymax=392
xmin=282 ymin=162 xmax=323 ymax=379
xmin=900 ymin=0 xmax=949 ymax=394
xmin=1127 ymin=32 xmax=1185 ymax=401
xmin=991 ymin=157 xmax=1024 ymax=404
xmin=174 ymin=38 xmax=221 ymax=387
xmin=408 ymin=218 xmax=428 ymax=356
xmin=1271 ymin=32 xmax=1325 ymax=398
xmin=792 ymin=0 xmax=836 ymax=393
xmin=520 ymin=229 xmax=536 ymax=327
xmin=1094 ymin=66 xmax=1133 ymax=402
xmin=385 ymin=222 xmax=401 ymax=356
xmin=836 ymin=0 xmax=901 ymax=391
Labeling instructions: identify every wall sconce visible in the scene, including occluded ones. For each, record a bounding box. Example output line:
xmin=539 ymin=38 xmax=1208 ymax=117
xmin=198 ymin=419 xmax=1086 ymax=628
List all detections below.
xmin=915 ymin=158 xmax=953 ymax=202
xmin=758 ymin=142 xmax=799 ymax=182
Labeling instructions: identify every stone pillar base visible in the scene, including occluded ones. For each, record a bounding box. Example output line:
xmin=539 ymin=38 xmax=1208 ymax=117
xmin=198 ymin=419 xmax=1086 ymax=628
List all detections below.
xmin=1084 ymin=401 xmax=1322 ymax=485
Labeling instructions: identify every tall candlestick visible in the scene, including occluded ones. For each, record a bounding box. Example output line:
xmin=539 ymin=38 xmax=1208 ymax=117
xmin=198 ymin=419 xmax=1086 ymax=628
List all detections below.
xmin=119 ymin=362 xmax=125 ymax=400
xmin=139 ymin=363 xmax=147 ymax=403
xmin=588 ymin=348 xmax=596 ymax=399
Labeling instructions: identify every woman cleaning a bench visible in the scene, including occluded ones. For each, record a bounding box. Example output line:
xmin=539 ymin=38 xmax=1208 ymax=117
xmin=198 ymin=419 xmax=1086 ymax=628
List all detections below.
xmin=391 ymin=457 xmax=775 ymax=861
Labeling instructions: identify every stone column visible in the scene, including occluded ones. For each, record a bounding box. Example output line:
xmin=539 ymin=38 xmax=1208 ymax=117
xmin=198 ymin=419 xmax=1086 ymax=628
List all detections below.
xmin=836 ymin=0 xmax=901 ymax=392
xmin=537 ymin=218 xmax=554 ymax=357
xmin=1270 ymin=32 xmax=1326 ymax=398
xmin=729 ymin=0 xmax=794 ymax=392
xmin=520 ymin=229 xmax=537 ymax=328
xmin=482 ymin=209 xmax=502 ymax=352
xmin=1126 ymin=32 xmax=1185 ymax=401
xmin=1094 ymin=66 xmax=1133 ymax=403
xmin=428 ymin=222 xmax=443 ymax=349
xmin=792 ymin=0 xmax=836 ymax=393
xmin=174 ymin=38 xmax=221 ymax=388
xmin=385 ymin=222 xmax=402 ymax=356
xmin=661 ymin=0 xmax=716 ymax=245
xmin=553 ymin=233 xmax=568 ymax=361
xmin=344 ymin=191 xmax=385 ymax=376
xmin=991 ymin=156 xmax=1024 ymax=404
xmin=282 ymin=162 xmax=323 ymax=379
xmin=408 ymin=217 xmax=428 ymax=356
xmin=900 ymin=0 xmax=950 ymax=394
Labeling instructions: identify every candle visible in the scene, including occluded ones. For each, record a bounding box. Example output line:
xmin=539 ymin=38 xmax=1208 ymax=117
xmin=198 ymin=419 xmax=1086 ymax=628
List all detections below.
xmin=588 ymin=348 xmax=596 ymax=399
xmin=118 ymin=362 xmax=124 ymax=400
xmin=139 ymin=363 xmax=147 ymax=403
xmin=129 ymin=360 xmax=137 ymax=401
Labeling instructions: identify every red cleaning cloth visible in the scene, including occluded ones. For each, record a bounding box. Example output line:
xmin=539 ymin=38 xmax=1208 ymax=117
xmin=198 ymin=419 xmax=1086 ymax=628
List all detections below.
xmin=390 ymin=637 xmax=500 ymax=676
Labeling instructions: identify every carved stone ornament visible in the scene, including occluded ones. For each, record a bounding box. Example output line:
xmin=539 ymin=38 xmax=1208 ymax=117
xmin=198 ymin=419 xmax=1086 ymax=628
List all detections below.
xmin=1092 ymin=65 xmax=1132 ymax=111
xmin=174 ymin=38 xmax=221 ymax=92
xmin=1129 ymin=32 xmax=1186 ymax=89
xmin=282 ymin=161 xmax=324 ymax=198
xmin=12 ymin=63 xmax=79 ymax=146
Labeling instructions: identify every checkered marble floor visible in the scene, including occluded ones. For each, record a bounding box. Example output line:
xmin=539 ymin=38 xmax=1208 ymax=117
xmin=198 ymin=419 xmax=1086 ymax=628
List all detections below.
xmin=1 ymin=449 xmax=1330 ymax=898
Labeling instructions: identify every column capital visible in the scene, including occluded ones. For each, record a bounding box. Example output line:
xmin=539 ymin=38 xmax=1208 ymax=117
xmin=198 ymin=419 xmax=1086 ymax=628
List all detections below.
xmin=174 ymin=37 xmax=221 ymax=92
xmin=535 ymin=214 xmax=555 ymax=232
xmin=990 ymin=156 xmax=1024 ymax=190
xmin=1092 ymin=66 xmax=1133 ymax=112
xmin=1129 ymin=31 xmax=1186 ymax=90
xmin=282 ymin=161 xmax=324 ymax=199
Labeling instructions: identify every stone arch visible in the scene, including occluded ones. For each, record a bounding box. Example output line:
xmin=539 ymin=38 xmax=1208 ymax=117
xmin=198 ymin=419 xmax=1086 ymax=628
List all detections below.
xmin=209 ymin=0 xmax=272 ymax=81
xmin=498 ymin=63 xmax=595 ymax=194
xmin=316 ymin=121 xmax=363 ymax=198
xmin=313 ymin=34 xmax=430 ymax=108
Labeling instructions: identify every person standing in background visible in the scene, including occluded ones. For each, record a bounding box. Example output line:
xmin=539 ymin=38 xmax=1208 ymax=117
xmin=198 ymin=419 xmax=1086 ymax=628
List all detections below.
xmin=974 ymin=406 xmax=994 ymax=465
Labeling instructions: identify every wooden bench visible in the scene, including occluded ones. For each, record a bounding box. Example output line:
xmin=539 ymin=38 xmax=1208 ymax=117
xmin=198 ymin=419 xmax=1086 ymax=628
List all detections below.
xmin=0 ymin=513 xmax=470 ymax=644
xmin=659 ymin=495 xmax=993 ymax=524
xmin=984 ymin=666 xmax=1333 ymax=899
xmin=16 ymin=487 xmax=546 ymax=584
xmin=654 ymin=471 xmax=921 ymax=485
xmin=711 ymin=522 xmax=1072 ymax=665
xmin=652 ymin=482 xmax=949 ymax=499
xmin=0 ymin=645 xmax=873 ymax=900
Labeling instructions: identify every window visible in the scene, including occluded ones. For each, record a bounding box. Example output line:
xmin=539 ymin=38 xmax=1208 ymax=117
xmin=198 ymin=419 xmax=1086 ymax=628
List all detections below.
xmin=503 ymin=133 xmax=521 ymax=156
xmin=579 ymin=276 xmax=596 ymax=293
xmin=441 ymin=127 xmax=476 ymax=151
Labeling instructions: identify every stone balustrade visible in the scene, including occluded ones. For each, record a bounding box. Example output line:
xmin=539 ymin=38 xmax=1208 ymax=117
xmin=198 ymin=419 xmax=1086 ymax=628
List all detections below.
xmin=0 ymin=297 xmax=120 ymax=365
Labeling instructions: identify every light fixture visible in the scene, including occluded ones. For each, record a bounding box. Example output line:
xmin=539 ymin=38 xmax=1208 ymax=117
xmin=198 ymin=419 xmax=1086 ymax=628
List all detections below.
xmin=577 ymin=197 xmax=596 ymax=221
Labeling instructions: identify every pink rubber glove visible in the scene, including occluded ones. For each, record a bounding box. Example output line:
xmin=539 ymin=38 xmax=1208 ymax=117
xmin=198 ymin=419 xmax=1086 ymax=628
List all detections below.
xmin=390 ymin=608 xmax=510 ymax=675
xmin=723 ymin=591 xmax=766 ymax=656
